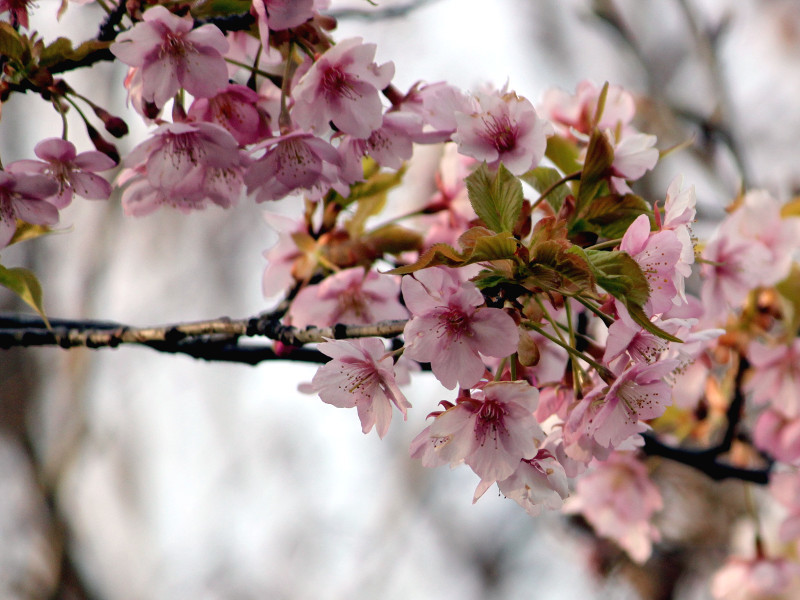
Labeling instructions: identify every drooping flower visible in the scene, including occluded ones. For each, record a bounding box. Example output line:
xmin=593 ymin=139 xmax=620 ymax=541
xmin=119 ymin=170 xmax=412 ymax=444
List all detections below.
xmin=110 ymin=5 xmax=229 ymax=108
xmin=245 ymin=131 xmax=342 ymax=202
xmin=453 ymin=89 xmax=551 ymax=175
xmin=311 ymin=337 xmax=411 ymax=438
xmin=563 ymin=452 xmax=663 ymax=564
xmin=288 ymin=267 xmax=408 ymax=329
xmin=118 ymin=121 xmax=245 ymax=215
xmin=0 ymin=170 xmax=59 ymax=249
xmin=8 ymin=138 xmax=115 ymax=208
xmin=410 ymin=381 xmax=545 ymax=483
xmin=608 ymin=131 xmax=659 ymax=182
xmin=401 ymin=266 xmax=519 ymax=390
xmin=291 ymin=37 xmax=395 ymax=138
xmin=476 ymin=449 xmax=570 ymax=514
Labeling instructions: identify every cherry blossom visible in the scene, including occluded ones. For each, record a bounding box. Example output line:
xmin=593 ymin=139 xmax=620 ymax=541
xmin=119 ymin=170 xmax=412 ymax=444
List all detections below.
xmin=745 ymin=340 xmax=800 ymax=418
xmin=251 ymin=0 xmax=316 ymax=48
xmin=701 ymin=230 xmax=771 ymax=313
xmin=312 ymin=338 xmax=411 ymax=438
xmin=539 ymin=80 xmax=636 ymax=139
xmin=453 ymin=89 xmax=551 ymax=175
xmin=410 ymin=381 xmax=545 ymax=483
xmin=608 ymin=131 xmax=659 ymax=182
xmin=620 ymin=214 xmax=683 ymax=316
xmin=711 ymin=556 xmax=800 ymax=600
xmin=401 ymin=267 xmax=519 ymax=390
xmin=261 ymin=213 xmax=319 ymax=298
xmin=0 ymin=0 xmax=32 ymax=28
xmin=110 ymin=5 xmax=229 ymax=108
xmin=398 ymin=81 xmax=472 ymax=133
xmin=188 ymin=84 xmax=273 ymax=146
xmin=0 ymin=171 xmax=59 ymax=249
xmin=119 ymin=120 xmax=245 ymax=214
xmin=659 ymin=175 xmax=697 ymax=303
xmin=563 ymin=452 xmax=663 ymax=563
xmin=245 ymin=131 xmax=342 ymax=202
xmin=292 ymin=38 xmax=395 ymax=138
xmin=753 ymin=409 xmax=800 ymax=464
xmin=7 ymin=138 xmax=115 ymax=208
xmin=288 ymin=267 xmax=408 ymax=329
xmin=481 ymin=449 xmax=570 ymax=514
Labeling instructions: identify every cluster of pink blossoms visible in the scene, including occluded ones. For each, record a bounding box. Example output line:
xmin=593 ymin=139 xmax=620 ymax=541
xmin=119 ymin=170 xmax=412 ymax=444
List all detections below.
xmin=9 ymin=1 xmax=800 ymax=587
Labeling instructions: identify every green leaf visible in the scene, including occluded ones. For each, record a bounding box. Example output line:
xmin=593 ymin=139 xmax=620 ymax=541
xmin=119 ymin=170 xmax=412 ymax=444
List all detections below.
xmin=8 ymin=222 xmax=53 ymax=246
xmin=520 ymin=166 xmax=570 ymax=213
xmin=465 ymin=162 xmax=523 ymax=233
xmin=39 ymin=37 xmax=74 ymax=68
xmin=363 ymin=224 xmax=422 ymax=256
xmin=574 ymin=194 xmax=652 ymax=239
xmin=776 ymin=263 xmax=800 ymax=334
xmin=0 ymin=23 xmax=24 ymax=61
xmin=0 ymin=264 xmax=49 ymax=327
xmin=524 ymin=242 xmax=596 ymax=295
xmin=575 ymin=130 xmax=614 ymax=217
xmin=545 ymin=135 xmax=582 ymax=175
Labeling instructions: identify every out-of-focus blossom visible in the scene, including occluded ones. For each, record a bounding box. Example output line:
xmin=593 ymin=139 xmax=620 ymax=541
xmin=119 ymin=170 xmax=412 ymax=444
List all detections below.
xmin=659 ymin=175 xmax=697 ymax=303
xmin=288 ymin=267 xmax=407 ymax=329
xmin=453 ymin=89 xmax=551 ymax=175
xmin=539 ymin=80 xmax=636 ymax=139
xmin=486 ymin=449 xmax=570 ymax=515
xmin=401 ymin=267 xmax=519 ymax=390
xmin=8 ymin=138 xmax=115 ymax=208
xmin=312 ymin=338 xmax=411 ymax=438
xmin=563 ymin=452 xmax=663 ymax=563
xmin=111 ymin=5 xmax=229 ymax=108
xmin=711 ymin=555 xmax=800 ymax=600
xmin=746 ymin=340 xmax=800 ymax=418
xmin=0 ymin=171 xmax=59 ymax=249
xmin=410 ymin=381 xmax=544 ymax=483
xmin=292 ymin=37 xmax=394 ymax=138
xmin=0 ymin=0 xmax=33 ymax=28
xmin=754 ymin=409 xmax=800 ymax=464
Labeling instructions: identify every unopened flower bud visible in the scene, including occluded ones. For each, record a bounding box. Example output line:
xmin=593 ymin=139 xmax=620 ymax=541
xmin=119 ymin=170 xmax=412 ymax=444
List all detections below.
xmin=86 ymin=123 xmax=120 ymax=163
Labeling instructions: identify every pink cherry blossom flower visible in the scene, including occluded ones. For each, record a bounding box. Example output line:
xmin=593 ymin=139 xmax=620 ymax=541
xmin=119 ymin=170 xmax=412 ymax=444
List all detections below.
xmin=539 ymin=80 xmax=636 ymax=139
xmin=245 ymin=131 xmax=342 ymax=202
xmin=188 ymin=84 xmax=273 ymax=146
xmin=8 ymin=138 xmax=115 ymax=208
xmin=608 ymin=131 xmax=658 ymax=182
xmin=753 ymin=409 xmax=800 ymax=464
xmin=0 ymin=171 xmax=59 ymax=249
xmin=401 ymin=267 xmax=520 ymax=390
xmin=0 ymin=0 xmax=33 ymax=28
xmin=119 ymin=120 xmax=245 ymax=214
xmin=620 ymin=214 xmax=683 ymax=316
xmin=399 ymin=81 xmax=473 ymax=133
xmin=475 ymin=449 xmax=569 ymax=514
xmin=251 ymin=0 xmax=315 ymax=47
xmin=312 ymin=338 xmax=410 ymax=438
xmin=659 ymin=175 xmax=696 ymax=303
xmin=110 ymin=5 xmax=229 ymax=108
xmin=700 ymin=231 xmax=770 ymax=313
xmin=566 ymin=359 xmax=678 ymax=452
xmin=291 ymin=37 xmax=395 ymax=138
xmin=453 ymin=89 xmax=551 ymax=175
xmin=770 ymin=471 xmax=800 ymax=542
xmin=711 ymin=556 xmax=800 ymax=600
xmin=746 ymin=340 xmax=800 ymax=418
xmin=288 ymin=267 xmax=408 ymax=329
xmin=411 ymin=381 xmax=545 ymax=483
xmin=261 ymin=213 xmax=318 ymax=298
xmin=563 ymin=452 xmax=663 ymax=563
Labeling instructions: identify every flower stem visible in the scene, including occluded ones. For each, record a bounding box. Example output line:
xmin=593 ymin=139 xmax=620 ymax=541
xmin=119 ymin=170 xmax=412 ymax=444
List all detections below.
xmin=530 ymin=170 xmax=581 ymax=211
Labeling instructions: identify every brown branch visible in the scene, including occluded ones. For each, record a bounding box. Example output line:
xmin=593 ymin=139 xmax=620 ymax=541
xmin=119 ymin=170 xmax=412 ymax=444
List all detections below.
xmin=0 ymin=312 xmax=408 ymax=363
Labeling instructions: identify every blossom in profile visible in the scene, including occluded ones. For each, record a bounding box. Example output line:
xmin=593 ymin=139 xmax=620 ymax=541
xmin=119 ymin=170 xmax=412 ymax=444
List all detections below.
xmin=110 ymin=5 xmax=229 ymax=108
xmin=563 ymin=452 xmax=663 ymax=564
xmin=0 ymin=170 xmax=59 ymax=249
xmin=292 ymin=37 xmax=395 ymax=138
xmin=288 ymin=267 xmax=408 ymax=329
xmin=312 ymin=338 xmax=411 ymax=438
xmin=411 ymin=381 xmax=545 ymax=483
xmin=8 ymin=138 xmax=115 ymax=208
xmin=401 ymin=267 xmax=519 ymax=390
xmin=453 ymin=89 xmax=551 ymax=175
xmin=539 ymin=80 xmax=636 ymax=139
xmin=188 ymin=84 xmax=273 ymax=146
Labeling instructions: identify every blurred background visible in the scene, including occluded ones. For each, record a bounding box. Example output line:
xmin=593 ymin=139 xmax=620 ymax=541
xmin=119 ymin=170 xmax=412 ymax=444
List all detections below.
xmin=2 ymin=0 xmax=800 ymax=598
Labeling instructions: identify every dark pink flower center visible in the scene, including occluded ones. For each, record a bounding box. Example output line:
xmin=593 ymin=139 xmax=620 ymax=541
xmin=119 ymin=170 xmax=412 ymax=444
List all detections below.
xmin=321 ymin=66 xmax=360 ymax=101
xmin=483 ymin=114 xmax=517 ymax=154
xmin=437 ymin=306 xmax=470 ymax=339
xmin=162 ymin=32 xmax=191 ymax=58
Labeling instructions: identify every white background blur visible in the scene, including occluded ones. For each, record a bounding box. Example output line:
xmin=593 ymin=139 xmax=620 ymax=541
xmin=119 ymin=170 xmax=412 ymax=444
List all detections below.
xmin=2 ymin=0 xmax=800 ymax=598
